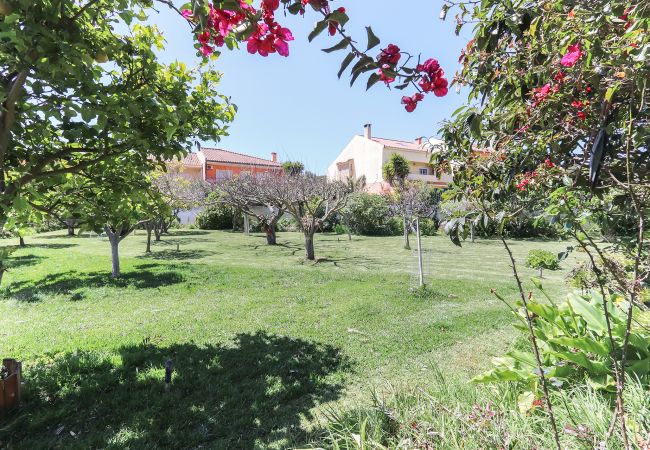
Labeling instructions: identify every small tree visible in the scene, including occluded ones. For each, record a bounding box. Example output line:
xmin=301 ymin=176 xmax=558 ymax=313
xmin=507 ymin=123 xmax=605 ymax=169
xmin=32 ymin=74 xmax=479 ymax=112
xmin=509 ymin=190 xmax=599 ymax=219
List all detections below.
xmin=383 ymin=153 xmax=412 ymax=248
xmin=152 ymin=166 xmax=208 ymax=239
xmin=284 ymin=175 xmax=352 ymax=260
xmin=282 ymin=161 xmax=304 ymax=176
xmin=218 ymin=173 xmax=286 ymax=245
xmin=526 ymin=249 xmax=560 ymax=278
xmin=78 ymin=165 xmax=152 ymax=278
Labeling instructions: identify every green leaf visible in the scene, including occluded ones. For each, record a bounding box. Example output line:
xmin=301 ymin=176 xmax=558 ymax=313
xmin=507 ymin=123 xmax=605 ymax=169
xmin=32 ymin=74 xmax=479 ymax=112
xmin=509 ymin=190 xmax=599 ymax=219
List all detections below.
xmin=337 ymin=52 xmax=355 ymax=78
xmin=366 ymin=73 xmax=380 ymax=90
xmin=322 ymin=38 xmax=350 ymax=53
xmin=308 ymin=20 xmax=328 ymax=42
xmin=365 ymin=26 xmax=380 ymax=50
xmin=549 ymin=336 xmax=610 ymax=357
xmin=567 ymin=294 xmax=607 ymax=333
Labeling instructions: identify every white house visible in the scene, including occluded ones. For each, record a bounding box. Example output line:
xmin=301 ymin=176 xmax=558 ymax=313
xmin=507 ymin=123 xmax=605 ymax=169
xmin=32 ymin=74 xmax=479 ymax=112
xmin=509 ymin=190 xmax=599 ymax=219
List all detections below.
xmin=327 ymin=124 xmax=452 ymax=193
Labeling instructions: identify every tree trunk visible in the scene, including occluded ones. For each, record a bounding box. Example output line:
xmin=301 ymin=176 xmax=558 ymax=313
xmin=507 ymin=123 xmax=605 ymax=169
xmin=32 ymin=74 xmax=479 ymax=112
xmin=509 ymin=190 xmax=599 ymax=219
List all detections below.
xmin=18 ymin=234 xmax=25 ymax=247
xmin=0 ymin=269 xmax=4 ymax=286
xmin=105 ymin=228 xmax=121 ymax=278
xmin=145 ymin=224 xmax=152 ymax=253
xmin=154 ymin=223 xmax=162 ymax=242
xmin=67 ymin=225 xmax=75 ymax=236
xmin=264 ymin=223 xmax=277 ymax=245
xmin=403 ymin=215 xmax=410 ymax=250
xmin=304 ymin=231 xmax=315 ymax=260
xmin=470 ymin=222 xmax=475 ymax=243
xmin=243 ymin=215 xmax=250 ymax=236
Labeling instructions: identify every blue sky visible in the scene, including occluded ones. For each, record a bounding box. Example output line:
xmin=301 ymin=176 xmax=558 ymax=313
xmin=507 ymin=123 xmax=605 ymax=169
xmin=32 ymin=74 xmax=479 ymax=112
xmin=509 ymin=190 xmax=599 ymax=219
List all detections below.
xmin=153 ymin=1 xmax=471 ymax=173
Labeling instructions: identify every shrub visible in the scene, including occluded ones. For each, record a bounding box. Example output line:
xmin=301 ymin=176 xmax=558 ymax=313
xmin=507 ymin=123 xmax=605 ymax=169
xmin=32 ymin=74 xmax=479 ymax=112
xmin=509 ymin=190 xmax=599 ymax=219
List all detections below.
xmin=473 ymin=291 xmax=650 ymax=396
xmin=417 ymin=218 xmax=438 ymax=236
xmin=195 ymin=195 xmax=237 ymax=230
xmin=526 ymin=249 xmax=559 ymax=277
xmin=334 ymin=224 xmax=347 ymax=235
xmin=276 ymin=216 xmax=299 ymax=232
xmin=344 ymin=193 xmax=394 ymax=236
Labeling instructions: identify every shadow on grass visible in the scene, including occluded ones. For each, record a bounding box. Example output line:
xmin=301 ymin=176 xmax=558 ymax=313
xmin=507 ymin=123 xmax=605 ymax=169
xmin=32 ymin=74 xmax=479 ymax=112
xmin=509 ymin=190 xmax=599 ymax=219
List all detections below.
xmin=3 ymin=266 xmax=185 ymax=303
xmin=6 ymin=254 xmax=45 ymax=269
xmin=138 ymin=249 xmax=216 ymax=261
xmin=27 ymin=243 xmax=78 ymax=249
xmin=166 ymin=229 xmax=211 ymax=237
xmin=3 ymin=332 xmax=350 ymax=449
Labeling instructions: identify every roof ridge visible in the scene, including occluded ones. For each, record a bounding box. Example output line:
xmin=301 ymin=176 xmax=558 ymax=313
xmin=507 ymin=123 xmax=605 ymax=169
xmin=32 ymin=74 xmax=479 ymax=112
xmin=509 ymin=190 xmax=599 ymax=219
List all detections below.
xmin=200 ymin=146 xmax=277 ymax=164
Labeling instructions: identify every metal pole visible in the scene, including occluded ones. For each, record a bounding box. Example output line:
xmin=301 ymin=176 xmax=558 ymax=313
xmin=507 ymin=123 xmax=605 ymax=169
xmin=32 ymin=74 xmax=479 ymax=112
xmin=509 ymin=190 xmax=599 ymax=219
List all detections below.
xmin=415 ymin=217 xmax=424 ymax=287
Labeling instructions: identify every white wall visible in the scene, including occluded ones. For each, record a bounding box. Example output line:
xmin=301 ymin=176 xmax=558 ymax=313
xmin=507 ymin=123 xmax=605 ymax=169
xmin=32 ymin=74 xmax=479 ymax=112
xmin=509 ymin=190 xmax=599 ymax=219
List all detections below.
xmin=326 ymin=136 xmax=385 ymax=183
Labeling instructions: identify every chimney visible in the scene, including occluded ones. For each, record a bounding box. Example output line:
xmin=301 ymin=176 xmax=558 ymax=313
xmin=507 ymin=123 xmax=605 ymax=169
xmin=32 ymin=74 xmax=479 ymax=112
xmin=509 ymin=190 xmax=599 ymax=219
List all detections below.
xmin=363 ymin=123 xmax=372 ymax=140
xmin=271 ymin=152 xmax=277 ymax=162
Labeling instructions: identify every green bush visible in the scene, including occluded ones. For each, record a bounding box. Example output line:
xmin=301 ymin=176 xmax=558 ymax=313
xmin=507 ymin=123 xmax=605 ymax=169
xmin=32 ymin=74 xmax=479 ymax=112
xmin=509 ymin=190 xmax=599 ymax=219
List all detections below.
xmin=334 ymin=224 xmax=347 ymax=235
xmin=473 ymin=291 xmax=650 ymax=395
xmin=526 ymin=249 xmax=559 ymax=272
xmin=344 ymin=193 xmax=395 ymax=236
xmin=195 ymin=196 xmax=237 ymax=230
xmin=417 ymin=218 xmax=438 ymax=236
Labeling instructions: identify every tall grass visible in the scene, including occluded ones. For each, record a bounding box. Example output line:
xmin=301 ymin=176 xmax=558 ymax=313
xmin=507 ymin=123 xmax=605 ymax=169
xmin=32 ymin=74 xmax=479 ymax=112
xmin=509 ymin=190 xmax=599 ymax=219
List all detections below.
xmin=308 ymin=366 xmax=650 ymax=449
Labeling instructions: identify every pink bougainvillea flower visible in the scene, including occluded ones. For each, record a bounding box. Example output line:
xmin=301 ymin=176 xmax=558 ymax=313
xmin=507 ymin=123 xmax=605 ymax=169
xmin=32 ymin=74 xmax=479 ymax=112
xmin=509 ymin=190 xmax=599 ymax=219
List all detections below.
xmin=560 ymin=44 xmax=582 ymax=67
xmin=274 ymin=37 xmax=290 ymax=56
xmin=378 ymin=44 xmax=401 ymax=65
xmin=200 ymin=44 xmax=213 ymax=57
xmin=181 ymin=9 xmax=193 ymax=19
xmin=263 ymin=0 xmax=280 ymax=11
xmin=401 ymin=93 xmax=424 ymax=113
xmin=433 ymin=77 xmax=448 ymax=97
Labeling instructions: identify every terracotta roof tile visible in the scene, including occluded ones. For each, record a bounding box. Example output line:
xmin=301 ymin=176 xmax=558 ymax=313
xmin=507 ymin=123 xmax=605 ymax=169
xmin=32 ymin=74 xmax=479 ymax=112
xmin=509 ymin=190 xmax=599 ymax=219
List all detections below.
xmin=200 ymin=147 xmax=281 ymax=167
xmin=181 ymin=152 xmax=202 ymax=166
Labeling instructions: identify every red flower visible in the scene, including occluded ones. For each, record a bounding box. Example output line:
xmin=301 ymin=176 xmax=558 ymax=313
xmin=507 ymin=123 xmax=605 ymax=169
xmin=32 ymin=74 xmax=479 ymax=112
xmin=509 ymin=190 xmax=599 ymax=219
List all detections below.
xmin=337 ymin=7 xmax=346 ymax=13
xmin=553 ymin=71 xmax=566 ymax=83
xmin=571 ymin=100 xmax=583 ymax=108
xmin=263 ymin=0 xmax=279 ymax=11
xmin=544 ymin=158 xmax=555 ymax=168
xmin=401 ymin=93 xmax=424 ymax=113
xmin=560 ymin=43 xmax=582 ymax=68
xmin=576 ymin=110 xmax=587 ymax=121
xmin=433 ymin=77 xmax=448 ymax=97
xmin=378 ymin=44 xmax=401 ymax=66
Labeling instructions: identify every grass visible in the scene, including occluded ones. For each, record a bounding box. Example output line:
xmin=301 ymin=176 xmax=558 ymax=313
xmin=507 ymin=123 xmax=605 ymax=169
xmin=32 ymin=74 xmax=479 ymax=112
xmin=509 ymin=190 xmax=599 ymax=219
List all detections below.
xmin=0 ymin=229 xmax=578 ymax=449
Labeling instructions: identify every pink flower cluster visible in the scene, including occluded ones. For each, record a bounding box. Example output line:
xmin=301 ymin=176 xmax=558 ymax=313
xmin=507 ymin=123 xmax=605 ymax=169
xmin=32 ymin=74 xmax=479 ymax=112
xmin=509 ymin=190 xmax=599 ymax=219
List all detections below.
xmin=417 ymin=59 xmax=448 ymax=97
xmin=400 ymin=58 xmax=449 ymax=113
xmin=560 ymin=44 xmax=582 ymax=68
xmin=375 ymin=44 xmax=400 ymax=85
xmin=515 ymin=159 xmax=555 ymax=191
xmin=183 ymin=1 xmax=294 ymax=58
xmin=401 ymin=93 xmax=424 ymax=113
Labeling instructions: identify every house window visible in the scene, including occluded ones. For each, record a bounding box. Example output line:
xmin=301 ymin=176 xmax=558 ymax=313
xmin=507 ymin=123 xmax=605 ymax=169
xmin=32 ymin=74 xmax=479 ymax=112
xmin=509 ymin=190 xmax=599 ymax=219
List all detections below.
xmin=216 ymin=170 xmax=232 ymax=180
xmin=419 ymin=168 xmax=429 ymax=175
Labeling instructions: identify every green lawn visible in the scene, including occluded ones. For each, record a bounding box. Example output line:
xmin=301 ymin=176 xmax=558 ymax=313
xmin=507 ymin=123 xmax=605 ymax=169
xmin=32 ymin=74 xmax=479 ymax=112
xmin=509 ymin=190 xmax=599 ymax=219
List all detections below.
xmin=0 ymin=229 xmax=578 ymax=449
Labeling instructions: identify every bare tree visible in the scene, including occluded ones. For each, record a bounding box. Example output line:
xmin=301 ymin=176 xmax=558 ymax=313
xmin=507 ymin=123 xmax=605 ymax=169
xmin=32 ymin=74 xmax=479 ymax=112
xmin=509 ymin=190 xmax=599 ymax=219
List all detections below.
xmin=152 ymin=169 xmax=209 ymax=238
xmin=218 ymin=173 xmax=286 ymax=245
xmin=284 ymin=175 xmax=352 ymax=260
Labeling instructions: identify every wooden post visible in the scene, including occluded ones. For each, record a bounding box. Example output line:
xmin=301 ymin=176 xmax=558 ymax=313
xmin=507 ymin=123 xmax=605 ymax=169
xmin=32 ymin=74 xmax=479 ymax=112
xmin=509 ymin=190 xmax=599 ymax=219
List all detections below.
xmin=1 ymin=359 xmax=22 ymax=419
xmin=415 ymin=217 xmax=424 ymax=287
xmin=164 ymin=359 xmax=173 ymax=393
